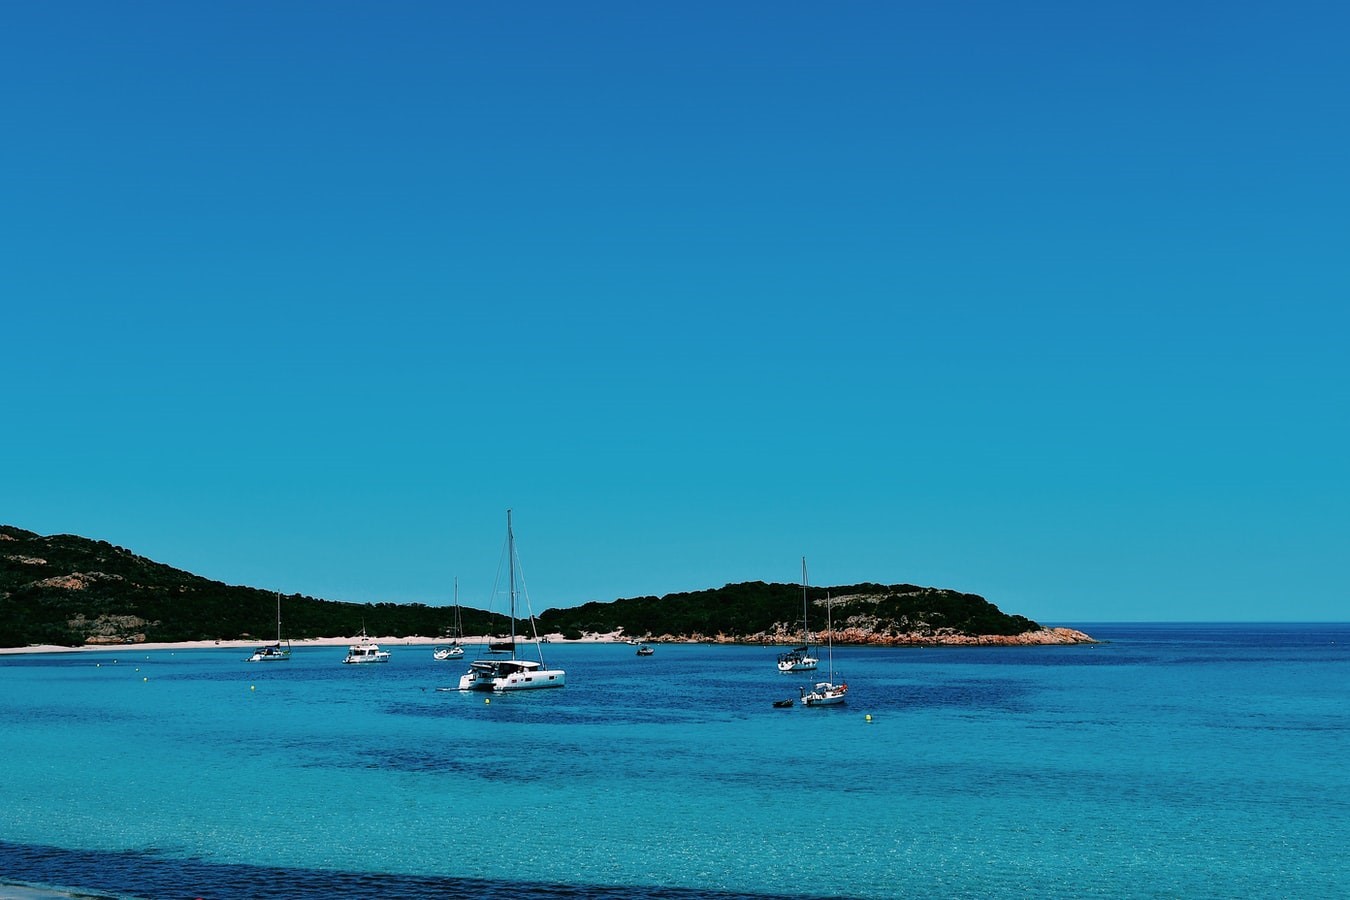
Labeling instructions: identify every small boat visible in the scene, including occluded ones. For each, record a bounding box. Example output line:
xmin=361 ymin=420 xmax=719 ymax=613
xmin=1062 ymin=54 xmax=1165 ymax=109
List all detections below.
xmin=636 ymin=644 xmax=654 ymax=656
xmin=800 ymin=591 xmax=847 ymax=707
xmin=343 ymin=627 xmax=390 ymax=664
xmin=246 ymin=593 xmax=291 ymax=662
xmin=800 ymin=679 xmax=848 ymax=706
xmin=433 ymin=578 xmax=466 ymax=660
xmin=777 ymin=558 xmax=819 ymax=673
xmin=772 ymin=698 xmax=794 ymax=708
xmin=456 ymin=511 xmax=565 ymax=692
xmin=247 ymin=644 xmax=290 ymax=662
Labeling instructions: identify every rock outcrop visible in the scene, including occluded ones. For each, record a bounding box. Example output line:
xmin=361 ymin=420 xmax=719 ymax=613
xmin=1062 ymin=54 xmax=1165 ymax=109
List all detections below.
xmin=646 ymin=625 xmax=1096 ymax=646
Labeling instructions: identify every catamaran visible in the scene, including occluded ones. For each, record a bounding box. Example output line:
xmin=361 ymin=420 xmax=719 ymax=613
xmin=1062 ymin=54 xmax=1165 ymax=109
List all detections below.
xmin=777 ymin=557 xmax=819 ymax=672
xmin=455 ymin=510 xmax=565 ymax=692
xmin=801 ymin=591 xmax=847 ymax=707
xmin=433 ymin=577 xmax=466 ymax=660
xmin=246 ymin=593 xmax=291 ymax=662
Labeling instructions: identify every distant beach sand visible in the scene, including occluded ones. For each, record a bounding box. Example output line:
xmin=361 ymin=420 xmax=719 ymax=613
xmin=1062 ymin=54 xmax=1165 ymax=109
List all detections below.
xmin=0 ymin=632 xmax=627 ymax=655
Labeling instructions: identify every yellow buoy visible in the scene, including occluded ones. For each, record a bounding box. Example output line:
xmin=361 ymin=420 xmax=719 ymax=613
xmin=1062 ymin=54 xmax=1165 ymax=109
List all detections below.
xmin=142 ymin=677 xmax=148 ymax=682
xmin=250 ymin=685 xmax=256 ymax=692
xmin=484 ymin=698 xmax=491 ymax=705
xmin=865 ymin=714 xmax=873 ymax=722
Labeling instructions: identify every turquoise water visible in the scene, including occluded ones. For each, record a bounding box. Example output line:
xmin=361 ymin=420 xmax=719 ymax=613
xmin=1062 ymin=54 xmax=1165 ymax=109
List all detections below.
xmin=1 ymin=624 xmax=1347 ymax=898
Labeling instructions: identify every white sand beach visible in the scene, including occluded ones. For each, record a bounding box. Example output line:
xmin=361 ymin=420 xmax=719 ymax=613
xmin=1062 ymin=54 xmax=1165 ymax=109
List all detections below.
xmin=0 ymin=631 xmax=629 ymax=655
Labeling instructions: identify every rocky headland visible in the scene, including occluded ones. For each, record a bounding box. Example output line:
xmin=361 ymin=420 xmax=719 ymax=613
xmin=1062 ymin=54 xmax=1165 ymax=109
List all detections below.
xmin=2 ymin=524 xmax=1096 ymax=648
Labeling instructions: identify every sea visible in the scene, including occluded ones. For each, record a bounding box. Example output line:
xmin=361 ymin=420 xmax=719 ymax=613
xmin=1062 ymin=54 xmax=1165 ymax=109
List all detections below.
xmin=0 ymin=623 xmax=1346 ymax=899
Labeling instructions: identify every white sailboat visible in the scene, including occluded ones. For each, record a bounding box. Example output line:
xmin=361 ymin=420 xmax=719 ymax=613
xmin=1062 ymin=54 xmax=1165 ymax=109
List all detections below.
xmin=455 ymin=510 xmax=565 ymax=692
xmin=246 ymin=593 xmax=291 ymax=662
xmin=801 ymin=592 xmax=847 ymax=707
xmin=433 ymin=577 xmax=466 ymax=661
xmin=777 ymin=557 xmax=819 ymax=673
xmin=343 ymin=625 xmax=390 ymax=664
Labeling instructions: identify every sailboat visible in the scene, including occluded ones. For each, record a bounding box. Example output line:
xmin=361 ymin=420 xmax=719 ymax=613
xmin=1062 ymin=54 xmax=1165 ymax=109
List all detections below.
xmin=777 ymin=557 xmax=819 ymax=672
xmin=800 ymin=592 xmax=847 ymax=707
xmin=246 ymin=593 xmax=291 ymax=662
xmin=433 ymin=577 xmax=466 ymax=660
xmin=455 ymin=510 xmax=565 ymax=692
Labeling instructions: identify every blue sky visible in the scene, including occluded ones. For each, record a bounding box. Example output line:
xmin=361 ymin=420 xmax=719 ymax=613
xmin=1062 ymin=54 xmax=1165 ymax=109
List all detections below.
xmin=3 ymin=2 xmax=1346 ymax=622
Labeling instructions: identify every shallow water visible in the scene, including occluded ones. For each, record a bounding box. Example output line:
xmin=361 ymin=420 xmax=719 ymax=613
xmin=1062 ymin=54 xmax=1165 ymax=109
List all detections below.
xmin=1 ymin=624 xmax=1347 ymax=898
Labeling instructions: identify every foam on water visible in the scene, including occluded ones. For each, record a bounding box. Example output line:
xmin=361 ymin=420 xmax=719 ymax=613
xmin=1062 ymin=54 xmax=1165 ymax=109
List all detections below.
xmin=2 ymin=626 xmax=1347 ymax=898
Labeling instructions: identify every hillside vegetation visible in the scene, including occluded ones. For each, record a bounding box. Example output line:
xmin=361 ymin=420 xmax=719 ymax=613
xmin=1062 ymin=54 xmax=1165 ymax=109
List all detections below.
xmin=1 ymin=525 xmax=1051 ymax=647
xmin=536 ymin=581 xmax=1038 ymax=641
xmin=0 ymin=526 xmax=508 ymax=646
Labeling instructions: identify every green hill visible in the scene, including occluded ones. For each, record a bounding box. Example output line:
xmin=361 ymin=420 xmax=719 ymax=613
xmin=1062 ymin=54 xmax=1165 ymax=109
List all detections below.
xmin=536 ymin=581 xmax=1040 ymax=640
xmin=0 ymin=525 xmax=507 ymax=646
xmin=0 ymin=525 xmax=1053 ymax=647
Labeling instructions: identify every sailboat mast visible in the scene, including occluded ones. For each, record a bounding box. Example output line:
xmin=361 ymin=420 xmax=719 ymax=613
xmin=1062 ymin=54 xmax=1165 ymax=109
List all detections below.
xmin=507 ymin=509 xmax=517 ymax=658
xmin=801 ymin=556 xmax=808 ymax=644
xmin=275 ymin=592 xmax=282 ymax=642
xmin=826 ymin=592 xmax=834 ymax=680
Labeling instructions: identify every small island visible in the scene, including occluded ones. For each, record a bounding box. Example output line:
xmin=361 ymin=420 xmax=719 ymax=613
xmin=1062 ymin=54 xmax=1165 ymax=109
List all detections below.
xmin=0 ymin=525 xmax=1094 ymax=649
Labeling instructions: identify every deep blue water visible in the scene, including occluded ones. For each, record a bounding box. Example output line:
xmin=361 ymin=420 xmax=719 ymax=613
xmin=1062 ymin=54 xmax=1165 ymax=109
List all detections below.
xmin=1 ymin=624 xmax=1347 ymax=899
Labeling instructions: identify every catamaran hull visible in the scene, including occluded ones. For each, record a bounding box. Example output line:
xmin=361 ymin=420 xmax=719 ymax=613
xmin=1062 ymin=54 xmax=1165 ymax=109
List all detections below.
xmin=458 ymin=669 xmax=566 ymax=691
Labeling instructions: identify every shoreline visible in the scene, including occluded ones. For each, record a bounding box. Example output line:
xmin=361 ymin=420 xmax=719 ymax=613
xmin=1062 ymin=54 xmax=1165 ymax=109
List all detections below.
xmin=0 ymin=633 xmax=615 ymax=656
xmin=0 ymin=627 xmax=1097 ymax=656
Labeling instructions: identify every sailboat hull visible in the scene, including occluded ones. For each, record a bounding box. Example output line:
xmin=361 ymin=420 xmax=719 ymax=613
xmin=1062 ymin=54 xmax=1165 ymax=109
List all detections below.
xmin=801 ymin=682 xmax=848 ymax=706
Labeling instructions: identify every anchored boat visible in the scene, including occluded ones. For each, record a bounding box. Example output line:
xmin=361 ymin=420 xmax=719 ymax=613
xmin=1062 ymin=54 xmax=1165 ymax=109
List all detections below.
xmin=246 ymin=593 xmax=291 ymax=662
xmin=801 ymin=591 xmax=847 ymax=707
xmin=455 ymin=510 xmax=565 ymax=692
xmin=777 ymin=558 xmax=819 ymax=673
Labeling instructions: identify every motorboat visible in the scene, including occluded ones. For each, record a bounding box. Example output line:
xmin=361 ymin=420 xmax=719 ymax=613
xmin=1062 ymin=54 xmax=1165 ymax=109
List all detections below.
xmin=343 ymin=629 xmax=390 ymax=664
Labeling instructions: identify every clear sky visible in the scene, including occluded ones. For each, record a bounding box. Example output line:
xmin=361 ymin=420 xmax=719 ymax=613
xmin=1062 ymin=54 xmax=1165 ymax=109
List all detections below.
xmin=4 ymin=2 xmax=1346 ymax=623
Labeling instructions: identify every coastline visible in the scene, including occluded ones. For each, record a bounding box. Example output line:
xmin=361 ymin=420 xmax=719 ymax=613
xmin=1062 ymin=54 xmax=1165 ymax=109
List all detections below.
xmin=0 ymin=626 xmax=1096 ymax=656
xmin=0 ymin=633 xmax=612 ymax=656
